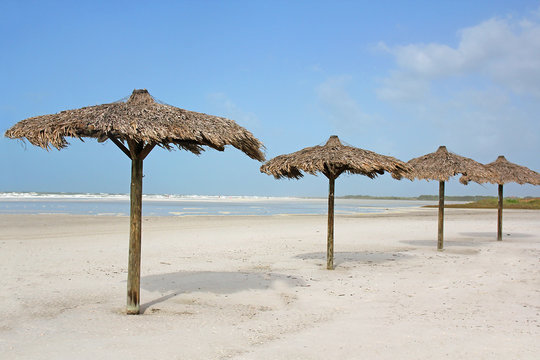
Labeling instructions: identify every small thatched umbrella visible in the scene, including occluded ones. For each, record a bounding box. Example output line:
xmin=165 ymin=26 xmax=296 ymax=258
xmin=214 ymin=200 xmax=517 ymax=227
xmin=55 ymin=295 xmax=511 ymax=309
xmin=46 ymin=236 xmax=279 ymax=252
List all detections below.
xmin=460 ymin=155 xmax=540 ymax=241
xmin=5 ymin=89 xmax=265 ymax=314
xmin=260 ymin=135 xmax=409 ymax=270
xmin=394 ymin=145 xmax=492 ymax=251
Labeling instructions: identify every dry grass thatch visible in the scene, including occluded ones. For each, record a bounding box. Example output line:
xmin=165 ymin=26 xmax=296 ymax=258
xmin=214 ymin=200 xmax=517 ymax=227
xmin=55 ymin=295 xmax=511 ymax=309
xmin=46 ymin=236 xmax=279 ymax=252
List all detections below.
xmin=460 ymin=155 xmax=540 ymax=185
xmin=4 ymin=89 xmax=265 ymax=161
xmin=394 ymin=145 xmax=492 ymax=182
xmin=260 ymin=135 xmax=410 ymax=180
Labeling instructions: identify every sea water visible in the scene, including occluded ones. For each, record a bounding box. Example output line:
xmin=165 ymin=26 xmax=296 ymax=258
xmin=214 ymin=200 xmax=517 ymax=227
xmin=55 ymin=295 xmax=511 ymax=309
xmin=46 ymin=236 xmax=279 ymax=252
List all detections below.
xmin=0 ymin=192 xmax=439 ymax=216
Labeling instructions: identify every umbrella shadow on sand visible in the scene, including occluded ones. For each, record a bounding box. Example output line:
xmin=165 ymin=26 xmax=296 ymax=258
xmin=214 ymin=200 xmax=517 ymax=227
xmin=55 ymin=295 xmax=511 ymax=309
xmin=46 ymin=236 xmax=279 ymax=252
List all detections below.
xmin=458 ymin=231 xmax=535 ymax=243
xmin=399 ymin=239 xmax=488 ymax=255
xmin=295 ymin=251 xmax=412 ymax=268
xmin=459 ymin=231 xmax=533 ymax=238
xmin=402 ymin=231 xmax=534 ymax=248
xmin=400 ymin=238 xmax=487 ymax=248
xmin=139 ymin=271 xmax=305 ymax=313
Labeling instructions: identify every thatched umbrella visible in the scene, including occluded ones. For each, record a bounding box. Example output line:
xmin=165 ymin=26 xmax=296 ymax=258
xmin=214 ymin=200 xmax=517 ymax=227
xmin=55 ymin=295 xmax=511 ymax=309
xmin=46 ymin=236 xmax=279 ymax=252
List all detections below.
xmin=5 ymin=89 xmax=265 ymax=314
xmin=260 ymin=135 xmax=409 ymax=270
xmin=394 ymin=145 xmax=492 ymax=251
xmin=460 ymin=155 xmax=540 ymax=241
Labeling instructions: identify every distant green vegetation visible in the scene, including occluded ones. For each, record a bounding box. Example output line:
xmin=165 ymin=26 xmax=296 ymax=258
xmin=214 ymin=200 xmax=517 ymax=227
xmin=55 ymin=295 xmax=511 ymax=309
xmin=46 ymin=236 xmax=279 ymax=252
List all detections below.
xmin=425 ymin=198 xmax=540 ymax=209
xmin=338 ymin=194 xmax=540 ymax=209
xmin=416 ymin=195 xmax=494 ymax=202
xmin=339 ymin=194 xmax=495 ymax=201
xmin=339 ymin=195 xmax=412 ymax=200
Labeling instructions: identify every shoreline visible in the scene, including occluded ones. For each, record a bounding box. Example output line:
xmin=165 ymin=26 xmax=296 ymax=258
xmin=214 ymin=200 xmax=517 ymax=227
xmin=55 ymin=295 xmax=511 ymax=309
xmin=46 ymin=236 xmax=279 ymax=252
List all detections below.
xmin=0 ymin=205 xmax=533 ymax=217
xmin=0 ymin=197 xmax=449 ymax=217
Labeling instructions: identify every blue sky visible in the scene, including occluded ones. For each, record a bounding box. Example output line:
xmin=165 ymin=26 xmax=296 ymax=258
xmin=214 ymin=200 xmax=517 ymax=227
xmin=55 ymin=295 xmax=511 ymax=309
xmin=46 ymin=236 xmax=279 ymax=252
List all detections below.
xmin=1 ymin=0 xmax=540 ymax=197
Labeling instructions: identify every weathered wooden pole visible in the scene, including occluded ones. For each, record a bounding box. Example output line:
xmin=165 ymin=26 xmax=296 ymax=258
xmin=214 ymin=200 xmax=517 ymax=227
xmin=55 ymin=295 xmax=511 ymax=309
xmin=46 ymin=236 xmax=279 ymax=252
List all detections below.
xmin=127 ymin=153 xmax=143 ymax=314
xmin=327 ymin=175 xmax=335 ymax=270
xmin=123 ymin=140 xmax=155 ymax=315
xmin=497 ymin=184 xmax=503 ymax=241
xmin=437 ymin=180 xmax=445 ymax=251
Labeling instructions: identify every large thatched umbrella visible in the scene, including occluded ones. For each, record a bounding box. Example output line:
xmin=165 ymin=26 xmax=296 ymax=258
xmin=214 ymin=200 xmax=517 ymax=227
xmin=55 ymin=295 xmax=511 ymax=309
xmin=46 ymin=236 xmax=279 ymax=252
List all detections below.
xmin=460 ymin=155 xmax=540 ymax=241
xmin=5 ymin=89 xmax=265 ymax=314
xmin=394 ymin=145 xmax=492 ymax=251
xmin=260 ymin=135 xmax=409 ymax=270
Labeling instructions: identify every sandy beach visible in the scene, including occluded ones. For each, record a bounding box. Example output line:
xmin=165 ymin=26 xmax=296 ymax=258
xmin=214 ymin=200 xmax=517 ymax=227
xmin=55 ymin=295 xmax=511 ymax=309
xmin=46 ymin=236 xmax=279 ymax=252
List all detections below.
xmin=1 ymin=208 xmax=538 ymax=359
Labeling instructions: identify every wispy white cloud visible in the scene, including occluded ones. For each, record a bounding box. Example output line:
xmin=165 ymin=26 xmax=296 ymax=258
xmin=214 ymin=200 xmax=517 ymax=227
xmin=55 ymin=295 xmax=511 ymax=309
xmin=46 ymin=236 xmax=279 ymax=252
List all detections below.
xmin=308 ymin=64 xmax=323 ymax=73
xmin=378 ymin=16 xmax=540 ymax=99
xmin=376 ymin=11 xmax=540 ymax=164
xmin=315 ymin=76 xmax=408 ymax=155
xmin=206 ymin=92 xmax=260 ymax=128
xmin=316 ymin=75 xmax=373 ymax=129
xmin=376 ymin=71 xmax=430 ymax=102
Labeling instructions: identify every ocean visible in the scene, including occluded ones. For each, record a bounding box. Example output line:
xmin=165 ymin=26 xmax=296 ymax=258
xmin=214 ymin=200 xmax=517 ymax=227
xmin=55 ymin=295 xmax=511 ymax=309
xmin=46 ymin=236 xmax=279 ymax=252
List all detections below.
xmin=0 ymin=192 xmax=440 ymax=216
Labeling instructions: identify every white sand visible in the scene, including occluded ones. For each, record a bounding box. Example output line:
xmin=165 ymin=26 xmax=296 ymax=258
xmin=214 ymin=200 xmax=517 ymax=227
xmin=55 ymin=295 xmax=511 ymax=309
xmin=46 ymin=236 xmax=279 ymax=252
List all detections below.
xmin=0 ymin=208 xmax=538 ymax=359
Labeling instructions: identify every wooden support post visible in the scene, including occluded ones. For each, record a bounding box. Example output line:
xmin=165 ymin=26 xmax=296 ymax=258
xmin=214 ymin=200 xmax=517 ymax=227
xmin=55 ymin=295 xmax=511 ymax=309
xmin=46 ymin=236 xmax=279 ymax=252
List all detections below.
xmin=437 ymin=180 xmax=445 ymax=251
xmin=109 ymin=139 xmax=156 ymax=315
xmin=127 ymin=155 xmax=143 ymax=314
xmin=497 ymin=184 xmax=503 ymax=241
xmin=327 ymin=176 xmax=335 ymax=270
xmin=125 ymin=140 xmax=144 ymax=315
xmin=110 ymin=137 xmax=132 ymax=159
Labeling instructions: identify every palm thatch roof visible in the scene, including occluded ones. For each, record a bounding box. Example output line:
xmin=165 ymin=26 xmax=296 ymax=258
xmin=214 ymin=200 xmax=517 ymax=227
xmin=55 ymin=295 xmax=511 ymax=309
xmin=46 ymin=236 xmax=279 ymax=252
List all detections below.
xmin=394 ymin=145 xmax=492 ymax=182
xmin=261 ymin=135 xmax=409 ymax=271
xmin=4 ymin=89 xmax=265 ymax=315
xmin=460 ymin=155 xmax=540 ymax=185
xmin=4 ymin=89 xmax=265 ymax=161
xmin=260 ymin=135 xmax=410 ymax=179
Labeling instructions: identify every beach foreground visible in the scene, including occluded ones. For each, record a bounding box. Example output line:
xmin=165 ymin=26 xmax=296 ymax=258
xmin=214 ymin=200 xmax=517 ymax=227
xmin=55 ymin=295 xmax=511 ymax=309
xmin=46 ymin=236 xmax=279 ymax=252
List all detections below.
xmin=1 ymin=209 xmax=539 ymax=359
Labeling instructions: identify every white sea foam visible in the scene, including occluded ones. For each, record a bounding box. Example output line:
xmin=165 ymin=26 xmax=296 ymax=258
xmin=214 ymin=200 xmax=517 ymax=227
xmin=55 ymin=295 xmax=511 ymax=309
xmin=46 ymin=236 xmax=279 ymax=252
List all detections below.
xmin=0 ymin=192 xmax=129 ymax=200
xmin=0 ymin=192 xmax=437 ymax=216
xmin=0 ymin=192 xmax=297 ymax=202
